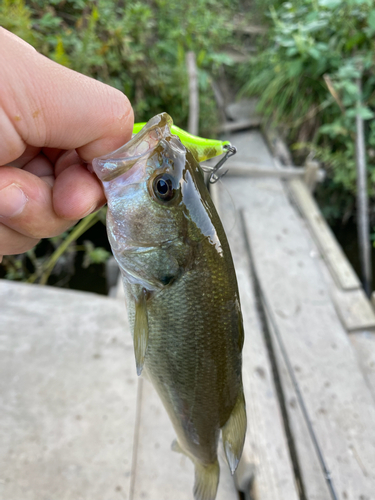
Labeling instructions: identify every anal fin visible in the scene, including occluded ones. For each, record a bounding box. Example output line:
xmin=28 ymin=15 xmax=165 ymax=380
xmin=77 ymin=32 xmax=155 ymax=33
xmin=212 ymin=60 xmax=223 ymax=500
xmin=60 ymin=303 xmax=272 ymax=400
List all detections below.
xmin=171 ymin=439 xmax=184 ymax=454
xmin=134 ymin=288 xmax=149 ymax=376
xmin=193 ymin=460 xmax=219 ymax=500
xmin=222 ymin=389 xmax=246 ymax=474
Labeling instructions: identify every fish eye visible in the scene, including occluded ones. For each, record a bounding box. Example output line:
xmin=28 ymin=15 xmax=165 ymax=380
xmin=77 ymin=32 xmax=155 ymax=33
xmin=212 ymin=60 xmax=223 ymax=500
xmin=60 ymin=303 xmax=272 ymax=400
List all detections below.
xmin=152 ymin=174 xmax=175 ymax=202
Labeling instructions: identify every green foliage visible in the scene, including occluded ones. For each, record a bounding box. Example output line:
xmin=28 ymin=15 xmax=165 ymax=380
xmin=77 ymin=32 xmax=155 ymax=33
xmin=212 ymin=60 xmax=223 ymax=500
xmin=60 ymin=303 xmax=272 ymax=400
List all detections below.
xmin=240 ymin=0 xmax=375 ymax=218
xmin=0 ymin=0 xmax=239 ymax=288
xmin=1 ymin=210 xmax=107 ymax=286
xmin=0 ymin=0 xmax=36 ymax=45
xmin=81 ymin=241 xmax=111 ymax=268
xmin=1 ymin=0 xmax=236 ymax=135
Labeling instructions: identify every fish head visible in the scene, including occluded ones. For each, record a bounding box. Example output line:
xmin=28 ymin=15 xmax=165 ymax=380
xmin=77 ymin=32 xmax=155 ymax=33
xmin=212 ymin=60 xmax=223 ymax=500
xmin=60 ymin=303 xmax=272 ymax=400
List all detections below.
xmin=93 ymin=113 xmax=222 ymax=288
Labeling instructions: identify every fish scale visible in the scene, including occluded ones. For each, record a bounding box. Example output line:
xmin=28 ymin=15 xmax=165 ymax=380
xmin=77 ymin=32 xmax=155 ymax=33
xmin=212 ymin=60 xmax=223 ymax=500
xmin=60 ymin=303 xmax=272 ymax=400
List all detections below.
xmin=93 ymin=113 xmax=246 ymax=500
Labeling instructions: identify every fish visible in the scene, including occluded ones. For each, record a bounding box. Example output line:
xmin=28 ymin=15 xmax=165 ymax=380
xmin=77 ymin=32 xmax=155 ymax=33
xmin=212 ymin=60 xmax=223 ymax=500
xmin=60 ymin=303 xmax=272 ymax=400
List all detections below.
xmin=93 ymin=113 xmax=246 ymax=500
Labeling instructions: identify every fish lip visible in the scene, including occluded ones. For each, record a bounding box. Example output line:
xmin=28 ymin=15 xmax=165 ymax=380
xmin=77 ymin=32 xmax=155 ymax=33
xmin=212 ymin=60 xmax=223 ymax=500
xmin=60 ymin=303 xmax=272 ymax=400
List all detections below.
xmin=93 ymin=113 xmax=175 ymax=183
xmin=95 ymin=113 xmax=172 ymax=163
xmin=97 ymin=150 xmax=151 ymax=183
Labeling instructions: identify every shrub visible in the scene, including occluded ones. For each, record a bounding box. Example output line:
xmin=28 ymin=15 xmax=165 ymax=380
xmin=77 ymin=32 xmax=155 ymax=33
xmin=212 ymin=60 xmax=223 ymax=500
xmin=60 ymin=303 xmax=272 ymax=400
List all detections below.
xmin=240 ymin=0 xmax=375 ymax=219
xmin=0 ymin=0 xmax=238 ymax=286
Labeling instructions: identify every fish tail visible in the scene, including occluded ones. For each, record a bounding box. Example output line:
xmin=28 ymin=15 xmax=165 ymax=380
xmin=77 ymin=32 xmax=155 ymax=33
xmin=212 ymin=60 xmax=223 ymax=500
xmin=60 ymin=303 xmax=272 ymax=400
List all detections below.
xmin=193 ymin=460 xmax=220 ymax=500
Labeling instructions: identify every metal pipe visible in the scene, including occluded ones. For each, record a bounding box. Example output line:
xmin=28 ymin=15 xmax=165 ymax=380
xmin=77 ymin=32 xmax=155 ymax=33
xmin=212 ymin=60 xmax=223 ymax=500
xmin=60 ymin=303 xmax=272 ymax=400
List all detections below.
xmin=355 ymin=77 xmax=372 ymax=297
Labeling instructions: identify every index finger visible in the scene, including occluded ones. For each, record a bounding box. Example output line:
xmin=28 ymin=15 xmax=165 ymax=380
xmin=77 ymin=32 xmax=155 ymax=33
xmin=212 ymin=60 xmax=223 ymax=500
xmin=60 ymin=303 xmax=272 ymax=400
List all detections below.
xmin=0 ymin=28 xmax=134 ymax=165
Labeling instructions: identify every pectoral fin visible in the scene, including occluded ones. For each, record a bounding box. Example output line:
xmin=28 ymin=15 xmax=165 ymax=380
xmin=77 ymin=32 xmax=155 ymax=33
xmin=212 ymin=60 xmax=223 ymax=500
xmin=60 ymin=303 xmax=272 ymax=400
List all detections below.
xmin=222 ymin=389 xmax=246 ymax=474
xmin=134 ymin=288 xmax=149 ymax=376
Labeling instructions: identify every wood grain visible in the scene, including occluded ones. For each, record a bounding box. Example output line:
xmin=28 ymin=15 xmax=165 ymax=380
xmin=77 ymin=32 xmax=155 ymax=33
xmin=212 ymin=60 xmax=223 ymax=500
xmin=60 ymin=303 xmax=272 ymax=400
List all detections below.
xmin=289 ymin=178 xmax=361 ymax=291
xmin=212 ymin=182 xmax=300 ymax=500
xmin=0 ymin=280 xmax=138 ymax=500
xmin=226 ymin=169 xmax=375 ymax=499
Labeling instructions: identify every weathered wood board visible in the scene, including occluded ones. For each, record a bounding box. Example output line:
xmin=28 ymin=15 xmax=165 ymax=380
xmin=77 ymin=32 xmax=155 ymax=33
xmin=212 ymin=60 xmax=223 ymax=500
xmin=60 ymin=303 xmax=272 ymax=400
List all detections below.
xmin=226 ymin=129 xmax=275 ymax=167
xmin=214 ymin=180 xmax=331 ymax=500
xmin=349 ymin=331 xmax=375 ymax=401
xmin=221 ymin=167 xmax=375 ymax=498
xmin=0 ymin=280 xmax=138 ymax=500
xmin=283 ymin=180 xmax=375 ymax=394
xmin=289 ymin=197 xmax=375 ymax=332
xmin=270 ymin=321 xmax=332 ymax=500
xmin=224 ymin=163 xmax=305 ymax=179
xmin=289 ymin=178 xmax=361 ymax=291
xmin=328 ymin=285 xmax=375 ymax=332
xmin=219 ymin=118 xmax=261 ymax=133
xmin=211 ymin=184 xmax=300 ymax=500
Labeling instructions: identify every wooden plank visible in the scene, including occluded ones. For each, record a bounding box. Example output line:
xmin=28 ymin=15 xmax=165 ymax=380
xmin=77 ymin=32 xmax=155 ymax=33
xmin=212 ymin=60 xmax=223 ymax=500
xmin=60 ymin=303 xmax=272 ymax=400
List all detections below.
xmin=227 ymin=129 xmax=276 ymax=166
xmin=227 ymin=164 xmax=305 ymax=179
xmin=261 ymin=123 xmax=294 ymax=166
xmin=319 ymin=263 xmax=375 ymax=332
xmin=349 ymin=331 xmax=375 ymax=401
xmin=293 ymin=214 xmax=375 ymax=332
xmin=224 ymin=166 xmax=375 ymax=498
xmin=289 ymin=178 xmax=361 ymax=290
xmin=219 ymin=118 xmax=261 ymax=133
xmin=270 ymin=321 xmax=332 ymax=500
xmin=211 ymin=184 xmax=300 ymax=500
xmin=0 ymin=280 xmax=138 ymax=500
xmin=130 ymin=377 xmax=239 ymax=500
xmin=332 ymin=287 xmax=375 ymax=332
xmin=288 ymin=179 xmax=375 ymax=330
xmin=225 ymin=99 xmax=260 ymax=122
xmin=283 ymin=200 xmax=375 ymax=391
xmin=214 ymin=179 xmax=331 ymax=500
xmin=261 ymin=125 xmax=375 ymax=386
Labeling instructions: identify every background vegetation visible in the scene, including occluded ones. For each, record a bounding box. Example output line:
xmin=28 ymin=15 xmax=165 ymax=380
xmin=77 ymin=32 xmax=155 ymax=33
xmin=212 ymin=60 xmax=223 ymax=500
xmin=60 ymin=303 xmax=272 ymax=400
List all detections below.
xmin=1 ymin=0 xmax=238 ymax=134
xmin=2 ymin=0 xmax=374 ymax=290
xmin=0 ymin=0 xmax=244 ymax=290
xmin=241 ymin=0 xmax=375 ymax=222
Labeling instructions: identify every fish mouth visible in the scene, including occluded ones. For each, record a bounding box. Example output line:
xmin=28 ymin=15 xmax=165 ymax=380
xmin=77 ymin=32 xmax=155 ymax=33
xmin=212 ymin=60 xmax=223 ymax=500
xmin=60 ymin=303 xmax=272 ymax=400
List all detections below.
xmin=99 ymin=152 xmax=150 ymax=182
xmin=93 ymin=113 xmax=175 ymax=183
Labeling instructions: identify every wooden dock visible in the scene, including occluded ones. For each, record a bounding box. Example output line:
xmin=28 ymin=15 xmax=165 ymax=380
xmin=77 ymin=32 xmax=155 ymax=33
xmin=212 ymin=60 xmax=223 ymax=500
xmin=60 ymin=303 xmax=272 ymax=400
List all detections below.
xmin=1 ymin=128 xmax=375 ymax=500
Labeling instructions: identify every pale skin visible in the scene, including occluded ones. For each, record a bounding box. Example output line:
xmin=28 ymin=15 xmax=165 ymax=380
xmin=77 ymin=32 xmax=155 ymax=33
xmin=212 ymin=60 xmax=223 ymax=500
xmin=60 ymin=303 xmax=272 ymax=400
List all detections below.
xmin=0 ymin=28 xmax=134 ymax=263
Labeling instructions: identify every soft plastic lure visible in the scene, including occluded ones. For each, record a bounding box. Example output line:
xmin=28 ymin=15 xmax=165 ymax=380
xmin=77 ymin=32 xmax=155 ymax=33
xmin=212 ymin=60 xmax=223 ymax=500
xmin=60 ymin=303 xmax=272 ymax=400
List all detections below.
xmin=133 ymin=122 xmax=231 ymax=163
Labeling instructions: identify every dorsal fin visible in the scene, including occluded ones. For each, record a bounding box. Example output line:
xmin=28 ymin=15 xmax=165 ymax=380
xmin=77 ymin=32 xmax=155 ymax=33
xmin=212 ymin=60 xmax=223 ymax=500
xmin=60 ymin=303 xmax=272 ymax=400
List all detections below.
xmin=222 ymin=389 xmax=247 ymax=474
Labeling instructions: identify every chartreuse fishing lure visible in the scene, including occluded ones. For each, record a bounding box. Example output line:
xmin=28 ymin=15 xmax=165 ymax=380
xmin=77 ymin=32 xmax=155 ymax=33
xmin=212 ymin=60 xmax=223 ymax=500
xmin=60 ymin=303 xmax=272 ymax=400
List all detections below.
xmin=133 ymin=122 xmax=236 ymax=183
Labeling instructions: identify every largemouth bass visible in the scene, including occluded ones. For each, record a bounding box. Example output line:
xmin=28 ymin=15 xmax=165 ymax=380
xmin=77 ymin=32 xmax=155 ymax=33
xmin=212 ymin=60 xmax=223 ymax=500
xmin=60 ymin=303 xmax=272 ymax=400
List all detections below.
xmin=93 ymin=113 xmax=246 ymax=500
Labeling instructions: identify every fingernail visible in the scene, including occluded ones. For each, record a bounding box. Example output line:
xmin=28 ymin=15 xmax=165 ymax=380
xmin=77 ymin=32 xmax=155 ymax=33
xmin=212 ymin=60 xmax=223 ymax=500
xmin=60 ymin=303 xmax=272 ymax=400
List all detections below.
xmin=81 ymin=203 xmax=99 ymax=218
xmin=0 ymin=184 xmax=27 ymax=218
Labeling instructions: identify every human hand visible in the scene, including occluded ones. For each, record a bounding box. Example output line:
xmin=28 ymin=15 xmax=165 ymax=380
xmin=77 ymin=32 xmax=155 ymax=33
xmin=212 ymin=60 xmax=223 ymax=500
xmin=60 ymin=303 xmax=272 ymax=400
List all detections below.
xmin=0 ymin=28 xmax=134 ymax=262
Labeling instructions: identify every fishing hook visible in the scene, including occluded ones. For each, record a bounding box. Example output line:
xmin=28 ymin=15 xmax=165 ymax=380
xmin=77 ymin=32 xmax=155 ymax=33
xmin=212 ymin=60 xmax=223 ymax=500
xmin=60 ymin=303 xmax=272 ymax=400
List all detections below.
xmin=208 ymin=144 xmax=237 ymax=184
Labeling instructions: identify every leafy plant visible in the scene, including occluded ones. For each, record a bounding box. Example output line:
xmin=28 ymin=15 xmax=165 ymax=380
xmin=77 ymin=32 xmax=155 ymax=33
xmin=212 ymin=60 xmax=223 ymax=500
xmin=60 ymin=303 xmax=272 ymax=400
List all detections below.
xmin=1 ymin=209 xmax=109 ymax=287
xmin=1 ymin=0 xmax=238 ymax=134
xmin=0 ymin=0 xmax=241 ymax=288
xmin=240 ymin=0 xmax=375 ymax=220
